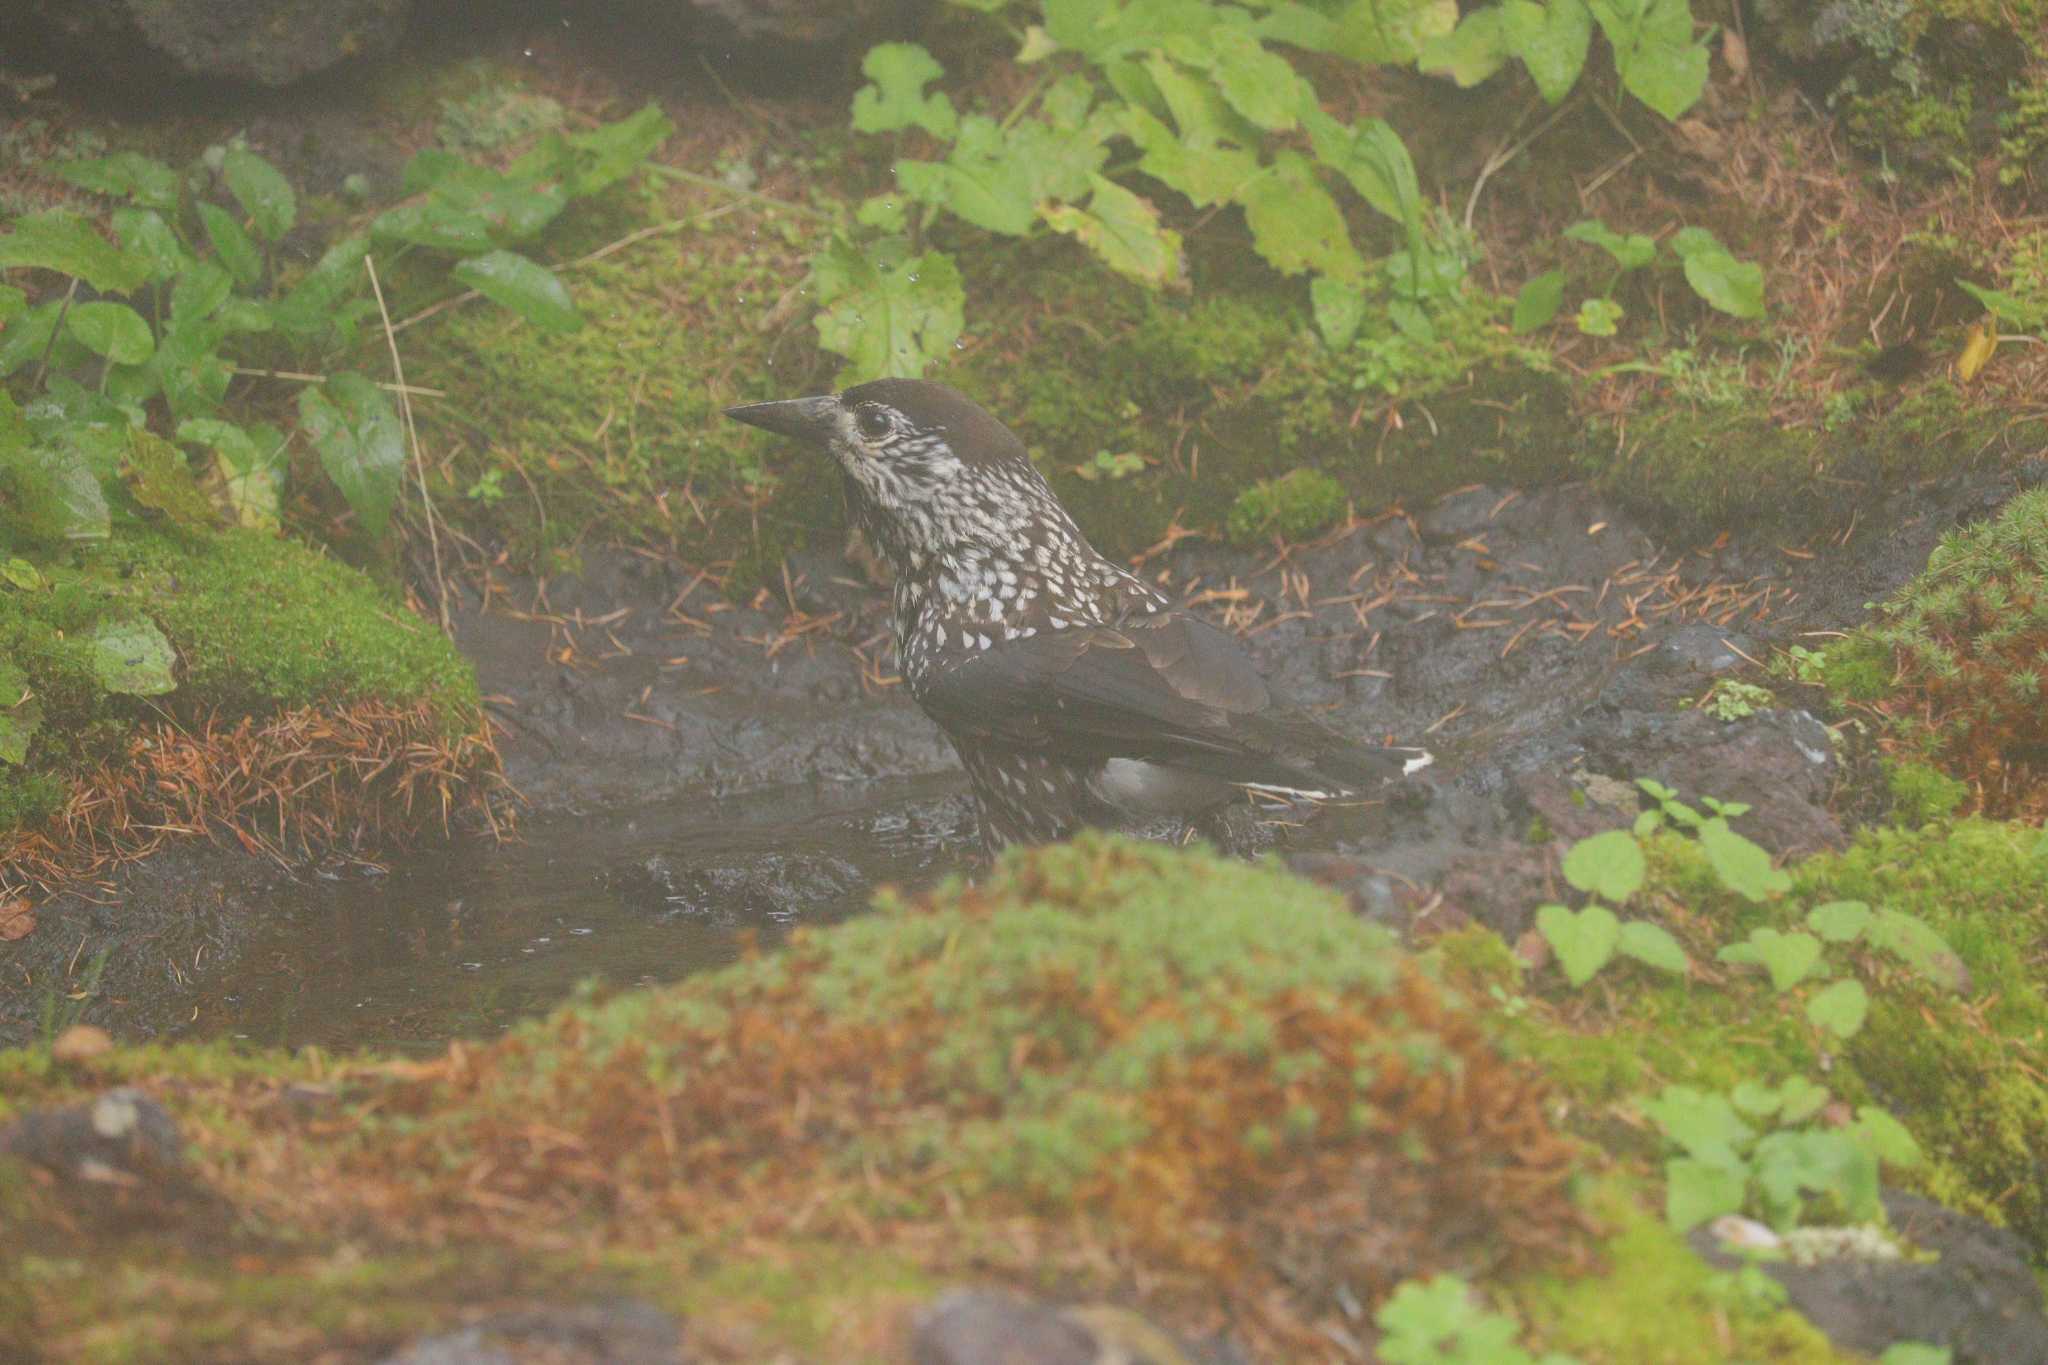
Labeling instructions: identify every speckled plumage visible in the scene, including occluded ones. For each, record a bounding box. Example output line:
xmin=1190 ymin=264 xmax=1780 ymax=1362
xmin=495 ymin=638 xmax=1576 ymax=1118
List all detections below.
xmin=725 ymin=379 xmax=1429 ymax=850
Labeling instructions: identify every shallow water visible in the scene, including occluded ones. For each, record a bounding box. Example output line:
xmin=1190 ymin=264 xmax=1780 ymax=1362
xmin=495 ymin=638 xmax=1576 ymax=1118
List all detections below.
xmin=182 ymin=773 xmax=975 ymax=1053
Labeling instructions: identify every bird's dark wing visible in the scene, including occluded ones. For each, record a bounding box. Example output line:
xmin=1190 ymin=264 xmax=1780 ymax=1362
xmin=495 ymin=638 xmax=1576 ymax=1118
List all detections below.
xmin=917 ymin=612 xmax=1418 ymax=792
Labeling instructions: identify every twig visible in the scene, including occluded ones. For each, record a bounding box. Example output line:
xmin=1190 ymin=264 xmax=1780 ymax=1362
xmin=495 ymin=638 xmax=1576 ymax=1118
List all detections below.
xmin=231 ymin=366 xmax=444 ymax=398
xmin=1463 ymin=95 xmax=1577 ymax=232
xmin=364 ymin=255 xmax=451 ymax=632
xmin=30 ymin=276 xmax=79 ymax=388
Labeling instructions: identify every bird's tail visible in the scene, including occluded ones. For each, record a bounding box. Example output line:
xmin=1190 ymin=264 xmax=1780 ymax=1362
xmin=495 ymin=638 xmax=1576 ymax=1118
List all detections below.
xmin=1239 ymin=743 xmax=1433 ymax=801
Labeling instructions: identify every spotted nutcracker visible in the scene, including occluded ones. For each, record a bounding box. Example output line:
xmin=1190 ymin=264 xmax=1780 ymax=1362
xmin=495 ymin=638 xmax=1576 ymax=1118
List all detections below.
xmin=725 ymin=379 xmax=1431 ymax=851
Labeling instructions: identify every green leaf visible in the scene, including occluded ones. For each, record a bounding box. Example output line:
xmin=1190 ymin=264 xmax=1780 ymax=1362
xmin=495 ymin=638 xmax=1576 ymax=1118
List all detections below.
xmin=371 ymin=200 xmax=493 ymax=254
xmin=1669 ymin=231 xmax=1765 ymax=319
xmin=299 ymin=373 xmax=406 ymax=536
xmin=1327 ymin=0 xmax=1460 ymax=65
xmin=271 ymin=234 xmax=369 ymax=338
xmin=1805 ymin=978 xmax=1868 ymax=1038
xmin=222 ymin=148 xmax=297 ymax=243
xmin=1866 ymin=909 xmax=1968 ymax=992
xmin=1717 ymin=928 xmax=1822 ymax=992
xmin=53 ymin=152 xmax=180 ymax=212
xmin=1512 ymin=269 xmax=1566 ymax=333
xmin=1664 ymin=1156 xmax=1747 ymax=1232
xmin=1120 ymin=105 xmax=1260 ymax=208
xmin=91 ymin=617 xmax=177 ymax=696
xmin=553 ymin=104 xmax=674 ymax=198
xmin=1304 ymin=111 xmax=1421 ymax=227
xmin=182 ymin=418 xmax=283 ymax=530
xmin=376 ymin=159 xmax=566 ymax=250
xmin=1644 ymin=1085 xmax=1755 ymax=1165
xmin=124 ymin=428 xmax=213 ymax=527
xmin=0 ymin=558 xmax=43 ymax=590
xmin=1699 ymin=818 xmax=1791 ymax=901
xmin=0 ymin=211 xmax=148 ymax=293
xmin=1536 ymin=901 xmax=1620 ymax=986
xmin=65 ymin=302 xmax=155 ymax=365
xmin=1419 ymin=7 xmax=1512 ymax=87
xmin=1853 ymin=1107 xmax=1922 ymax=1168
xmin=0 ymin=658 xmax=41 ymax=765
xmin=895 ymin=119 xmax=1037 ymax=236
xmin=1205 ymin=27 xmax=1305 ymax=131
xmin=1807 ymin=899 xmax=1872 ymax=942
xmin=1955 ymin=279 xmax=2045 ymax=330
xmin=171 ymin=260 xmax=234 ymax=325
xmin=852 ymin=43 xmax=957 ymax=138
xmin=809 ymin=237 xmax=965 ymax=386
xmin=1502 ymin=0 xmax=1594 ymax=103
xmin=1311 ymin=277 xmax=1367 ymax=348
xmin=1040 ymin=176 xmax=1183 ymax=289
xmin=1564 ymin=218 xmax=1655 ymax=270
xmin=1752 ymin=1129 xmax=1880 ymax=1227
xmin=452 ymin=250 xmax=583 ymax=332
xmin=1585 ymin=0 xmax=1709 ymax=120
xmin=1237 ymin=151 xmax=1363 ymax=284
xmin=1878 ymin=1346 xmax=1951 ymax=1365
xmin=0 ymin=395 xmax=112 ymax=544
xmin=112 ymin=208 xmax=190 ymax=283
xmin=196 ymin=201 xmax=262 ymax=287
xmin=1561 ymin=828 xmax=1646 ymax=901
xmin=0 ymin=286 xmax=21 ymax=325
xmin=177 ymin=417 xmax=262 ymax=471
xmin=1618 ymin=920 xmax=1689 ymax=974
xmin=151 ymin=320 xmax=234 ymax=421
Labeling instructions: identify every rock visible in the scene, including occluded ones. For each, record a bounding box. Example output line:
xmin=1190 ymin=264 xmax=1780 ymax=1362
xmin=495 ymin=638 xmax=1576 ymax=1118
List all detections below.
xmin=1418 ymin=486 xmax=1506 ymax=544
xmin=1693 ymin=1192 xmax=2048 ymax=1363
xmin=0 ymin=1086 xmax=221 ymax=1227
xmin=378 ymin=1300 xmax=683 ymax=1364
xmin=911 ymin=1289 xmax=1214 ymax=1365
xmin=23 ymin=0 xmax=413 ymax=87
xmin=685 ymin=0 xmax=906 ymax=44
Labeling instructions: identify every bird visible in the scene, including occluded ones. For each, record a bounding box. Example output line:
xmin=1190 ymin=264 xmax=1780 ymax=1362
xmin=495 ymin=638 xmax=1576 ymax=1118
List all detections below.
xmin=724 ymin=378 xmax=1431 ymax=852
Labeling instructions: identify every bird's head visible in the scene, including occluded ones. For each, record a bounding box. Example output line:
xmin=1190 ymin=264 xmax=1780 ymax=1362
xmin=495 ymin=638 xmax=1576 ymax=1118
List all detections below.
xmin=725 ymin=379 xmax=1068 ymax=573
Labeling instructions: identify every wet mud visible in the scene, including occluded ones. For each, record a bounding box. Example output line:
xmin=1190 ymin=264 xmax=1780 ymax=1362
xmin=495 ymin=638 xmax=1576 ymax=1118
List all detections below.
xmin=5 ymin=459 xmax=2042 ymax=1051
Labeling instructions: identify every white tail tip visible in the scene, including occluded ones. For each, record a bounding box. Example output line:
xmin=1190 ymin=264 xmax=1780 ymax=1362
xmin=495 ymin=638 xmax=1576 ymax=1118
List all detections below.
xmin=1401 ymin=750 xmax=1434 ymax=776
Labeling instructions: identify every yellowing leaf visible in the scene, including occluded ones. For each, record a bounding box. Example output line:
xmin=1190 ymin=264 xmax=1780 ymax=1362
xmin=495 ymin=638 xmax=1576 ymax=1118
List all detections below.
xmin=1041 ymin=177 xmax=1184 ymax=289
xmin=1957 ymin=322 xmax=1997 ymax=382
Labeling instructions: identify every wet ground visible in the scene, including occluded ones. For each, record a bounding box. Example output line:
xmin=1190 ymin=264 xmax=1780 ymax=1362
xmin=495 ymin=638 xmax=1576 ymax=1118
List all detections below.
xmin=6 ymin=459 xmax=2043 ymax=1051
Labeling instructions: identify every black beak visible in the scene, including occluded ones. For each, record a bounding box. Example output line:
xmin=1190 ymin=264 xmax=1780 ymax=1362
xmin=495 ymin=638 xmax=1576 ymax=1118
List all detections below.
xmin=723 ymin=394 xmax=840 ymax=443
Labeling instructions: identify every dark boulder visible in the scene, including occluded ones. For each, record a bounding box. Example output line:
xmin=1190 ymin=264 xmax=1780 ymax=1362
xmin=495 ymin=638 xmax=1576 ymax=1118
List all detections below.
xmin=21 ymin=0 xmax=413 ymax=88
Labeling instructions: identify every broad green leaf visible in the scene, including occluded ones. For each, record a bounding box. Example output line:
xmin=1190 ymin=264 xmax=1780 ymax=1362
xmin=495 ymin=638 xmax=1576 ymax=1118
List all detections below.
xmin=453 ymin=250 xmax=583 ymax=332
xmin=1502 ymin=0 xmax=1594 ymax=104
xmin=1016 ymin=24 xmax=1060 ymax=61
xmin=554 ymin=104 xmax=674 ymax=198
xmin=222 ymin=148 xmax=297 ymax=242
xmin=66 ymin=302 xmax=154 ymax=365
xmin=1419 ymin=7 xmax=1511 ymax=87
xmin=370 ymin=200 xmax=496 ymax=254
xmin=1303 ymin=111 xmax=1421 ymax=227
xmin=0 ymin=558 xmax=43 ymax=590
xmin=1668 ymin=227 xmax=1765 ymax=318
xmin=1585 ymin=0 xmax=1709 ymax=120
xmin=1120 ymin=106 xmax=1260 ymax=208
xmin=1806 ymin=899 xmax=1872 ymax=942
xmin=1866 ymin=909 xmax=1968 ymax=991
xmin=1664 ymin=1156 xmax=1747 ymax=1232
xmin=0 ymin=211 xmax=148 ymax=293
xmin=1040 ymin=177 xmax=1184 ymax=289
xmin=1752 ymin=1129 xmax=1879 ymax=1228
xmin=1565 ymin=218 xmax=1655 ymax=270
xmin=1252 ymin=2 xmax=1341 ymax=53
xmin=1717 ymin=928 xmax=1822 ymax=992
xmin=0 ymin=660 xmax=40 ymax=765
xmin=0 ymin=394 xmax=111 ymax=544
xmin=852 ymin=43 xmax=957 ymax=138
xmin=856 ymin=195 xmax=908 ymax=232
xmin=1327 ymin=0 xmax=1460 ymax=65
xmin=1512 ymin=269 xmax=1566 ymax=332
xmin=895 ymin=118 xmax=1036 ymax=236
xmin=809 ymin=237 xmax=964 ymax=386
xmin=124 ymin=428 xmax=213 ymax=527
xmin=91 ymin=617 xmax=177 ymax=695
xmin=112 ymin=208 xmax=190 ymax=283
xmin=54 ymin=152 xmax=179 ymax=211
xmin=216 ymin=298 xmax=273 ymax=333
xmin=1956 ymin=279 xmax=2045 ymax=329
xmin=1236 ymin=151 xmax=1363 ymax=284
xmin=1777 ymin=1076 xmax=1830 ymax=1123
xmin=183 ymin=418 xmax=283 ymax=530
xmin=1699 ymin=818 xmax=1790 ymax=901
xmin=1311 ymin=277 xmax=1367 ymax=348
xmin=151 ymin=321 xmax=234 ymax=420
xmin=1853 ymin=1107 xmax=1922 ymax=1167
xmin=171 ymin=260 xmax=234 ymax=324
xmin=1144 ymin=55 xmax=1261 ymax=150
xmin=0 ymin=303 xmax=61 ymax=380
xmin=375 ymin=159 xmax=567 ymax=250
xmin=196 ymin=201 xmax=262 ymax=286
xmin=1805 ymin=978 xmax=1868 ymax=1038
xmin=1536 ymin=901 xmax=1620 ymax=986
xmin=1642 ymin=1085 xmax=1755 ymax=1165
xmin=300 ymin=372 xmax=406 ymax=535
xmin=271 ymin=234 xmax=369 ymax=338
xmin=1561 ymin=828 xmax=1646 ymax=901
xmin=1878 ymin=1346 xmax=1951 ymax=1365
xmin=1618 ymin=920 xmax=1689 ymax=974
xmin=1206 ymin=27 xmax=1305 ymax=131
xmin=177 ymin=417 xmax=261 ymax=471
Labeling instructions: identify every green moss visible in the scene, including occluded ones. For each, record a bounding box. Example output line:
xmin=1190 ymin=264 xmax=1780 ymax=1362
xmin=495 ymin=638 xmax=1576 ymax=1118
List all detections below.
xmin=1510 ymin=1180 xmax=1850 ymax=1363
xmin=1885 ymin=759 xmax=1968 ymax=824
xmin=0 ymin=525 xmax=479 ymax=831
xmin=1225 ymin=468 xmax=1346 ymax=545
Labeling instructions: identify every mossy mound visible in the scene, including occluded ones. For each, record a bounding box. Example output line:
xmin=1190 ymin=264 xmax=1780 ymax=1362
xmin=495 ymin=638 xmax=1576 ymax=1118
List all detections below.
xmin=0 ymin=524 xmax=487 ymax=848
xmin=1 ymin=836 xmax=1586 ymax=1358
xmin=1487 ymin=817 xmax=2048 ymax=1253
xmin=1819 ymin=488 xmax=2048 ymax=817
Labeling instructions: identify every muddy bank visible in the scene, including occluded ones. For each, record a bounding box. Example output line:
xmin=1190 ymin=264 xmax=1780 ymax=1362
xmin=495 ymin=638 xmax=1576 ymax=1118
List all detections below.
xmin=7 ymin=455 xmax=2041 ymax=1051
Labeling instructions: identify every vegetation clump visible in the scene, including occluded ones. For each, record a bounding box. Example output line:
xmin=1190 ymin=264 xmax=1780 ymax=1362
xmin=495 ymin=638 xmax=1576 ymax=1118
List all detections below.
xmin=1226 ymin=467 xmax=1346 ymax=545
xmin=1823 ymin=489 xmax=2048 ymax=817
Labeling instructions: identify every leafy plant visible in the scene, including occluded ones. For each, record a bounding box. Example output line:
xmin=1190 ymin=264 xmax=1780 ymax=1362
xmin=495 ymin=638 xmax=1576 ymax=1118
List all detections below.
xmin=1513 ymin=217 xmax=1763 ymax=335
xmin=815 ymin=0 xmax=1729 ymax=381
xmin=1694 ymin=678 xmax=1774 ymax=721
xmin=1534 ymin=826 xmax=1690 ymax=986
xmin=1645 ymin=1080 xmax=1921 ymax=1232
xmin=1376 ymin=1274 xmax=1578 ymax=1365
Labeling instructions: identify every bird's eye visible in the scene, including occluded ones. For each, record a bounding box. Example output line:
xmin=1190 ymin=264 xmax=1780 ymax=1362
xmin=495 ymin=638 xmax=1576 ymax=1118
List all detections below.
xmin=854 ymin=404 xmax=893 ymax=441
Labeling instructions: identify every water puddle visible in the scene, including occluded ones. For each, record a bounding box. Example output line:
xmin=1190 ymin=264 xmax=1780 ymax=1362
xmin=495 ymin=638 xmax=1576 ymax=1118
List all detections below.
xmin=183 ymin=773 xmax=975 ymax=1053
